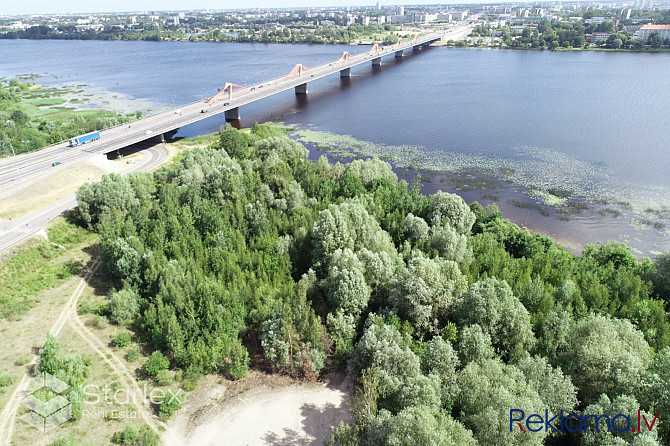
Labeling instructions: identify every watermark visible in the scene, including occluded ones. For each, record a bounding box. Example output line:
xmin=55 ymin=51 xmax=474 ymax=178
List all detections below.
xmin=510 ymin=409 xmax=659 ymax=433
xmin=20 ymin=377 xmax=183 ymax=432
xmin=19 ymin=372 xmax=72 ymax=432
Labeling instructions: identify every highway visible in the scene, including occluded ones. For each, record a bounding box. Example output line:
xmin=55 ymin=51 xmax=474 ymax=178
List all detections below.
xmin=0 ymin=29 xmax=469 ymax=252
xmin=0 ymin=32 xmax=443 ymax=190
xmin=0 ymin=143 xmax=169 ymax=252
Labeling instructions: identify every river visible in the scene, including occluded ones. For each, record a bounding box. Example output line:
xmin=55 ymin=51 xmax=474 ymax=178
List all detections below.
xmin=1 ymin=39 xmax=669 ymax=255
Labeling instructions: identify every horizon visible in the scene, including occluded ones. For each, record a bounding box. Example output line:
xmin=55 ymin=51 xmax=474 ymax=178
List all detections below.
xmin=1 ymin=0 xmax=565 ymax=17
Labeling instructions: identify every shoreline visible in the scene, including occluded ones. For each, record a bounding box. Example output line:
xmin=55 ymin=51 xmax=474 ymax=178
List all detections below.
xmin=3 ymin=36 xmax=668 ymax=53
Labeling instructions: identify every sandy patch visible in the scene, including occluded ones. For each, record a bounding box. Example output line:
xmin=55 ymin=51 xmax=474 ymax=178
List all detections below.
xmin=165 ymin=372 xmax=353 ymax=446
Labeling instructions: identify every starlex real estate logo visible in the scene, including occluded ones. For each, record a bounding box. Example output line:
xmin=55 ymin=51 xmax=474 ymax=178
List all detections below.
xmin=19 ymin=372 xmax=72 ymax=432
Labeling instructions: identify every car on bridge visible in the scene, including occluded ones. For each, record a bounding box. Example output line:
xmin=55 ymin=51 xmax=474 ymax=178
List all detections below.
xmin=52 ymin=162 xmax=62 ymax=167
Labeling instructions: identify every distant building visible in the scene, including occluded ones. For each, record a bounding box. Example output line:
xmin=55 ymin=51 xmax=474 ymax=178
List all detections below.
xmin=584 ymin=17 xmax=609 ymax=24
xmin=586 ymin=32 xmax=612 ymax=43
xmin=172 ymin=16 xmax=179 ymax=25
xmin=636 ymin=24 xmax=670 ymax=39
xmin=397 ymin=6 xmax=405 ymax=16
xmin=387 ymin=14 xmax=408 ymax=24
xmin=361 ymin=16 xmax=370 ymax=26
xmin=376 ymin=2 xmax=381 ymax=10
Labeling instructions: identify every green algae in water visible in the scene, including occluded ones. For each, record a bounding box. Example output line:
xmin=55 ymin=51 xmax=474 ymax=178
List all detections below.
xmin=293 ymin=129 xmax=670 ymax=217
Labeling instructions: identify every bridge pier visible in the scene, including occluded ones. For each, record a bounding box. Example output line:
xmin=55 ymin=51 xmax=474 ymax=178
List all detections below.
xmin=395 ymin=50 xmax=404 ymax=58
xmin=413 ymin=45 xmax=421 ymax=52
xmin=372 ymin=57 xmax=382 ymax=67
xmin=225 ymin=107 xmax=240 ymax=121
xmin=340 ymin=67 xmax=351 ymax=78
xmin=295 ymin=83 xmax=308 ymax=95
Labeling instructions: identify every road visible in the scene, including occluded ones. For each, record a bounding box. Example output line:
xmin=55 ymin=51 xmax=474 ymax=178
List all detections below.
xmin=0 ymin=143 xmax=169 ymax=252
xmin=0 ymin=28 xmax=473 ymax=253
xmin=0 ymin=31 xmax=443 ymax=190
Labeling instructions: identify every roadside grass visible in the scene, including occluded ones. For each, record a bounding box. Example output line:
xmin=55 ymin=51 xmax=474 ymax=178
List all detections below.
xmin=0 ymin=219 xmax=96 ymax=320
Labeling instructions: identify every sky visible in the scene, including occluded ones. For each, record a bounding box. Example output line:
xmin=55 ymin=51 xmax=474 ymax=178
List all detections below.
xmin=3 ymin=0 xmax=474 ymax=16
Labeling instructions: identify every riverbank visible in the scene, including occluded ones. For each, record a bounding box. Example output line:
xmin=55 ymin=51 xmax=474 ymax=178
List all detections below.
xmin=291 ymin=128 xmax=670 ymax=257
xmin=0 ymin=76 xmax=162 ymax=157
xmin=436 ymin=40 xmax=670 ymax=53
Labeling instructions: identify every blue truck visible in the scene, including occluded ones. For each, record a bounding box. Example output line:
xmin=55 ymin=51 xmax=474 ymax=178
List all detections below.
xmin=69 ymin=131 xmax=100 ymax=147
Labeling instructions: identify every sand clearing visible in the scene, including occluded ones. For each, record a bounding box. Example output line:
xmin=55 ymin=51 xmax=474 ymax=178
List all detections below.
xmin=165 ymin=374 xmax=352 ymax=446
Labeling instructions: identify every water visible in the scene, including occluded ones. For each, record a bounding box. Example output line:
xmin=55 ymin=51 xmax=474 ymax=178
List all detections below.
xmin=2 ymin=39 xmax=669 ymax=255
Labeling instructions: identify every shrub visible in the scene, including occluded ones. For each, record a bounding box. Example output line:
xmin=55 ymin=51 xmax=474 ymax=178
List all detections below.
xmin=125 ymin=345 xmax=140 ymax=362
xmin=109 ymin=289 xmax=140 ymax=325
xmin=143 ymin=351 xmax=169 ymax=378
xmin=112 ymin=423 xmax=160 ymax=446
xmin=112 ymin=331 xmax=132 ymax=348
xmin=155 ymin=369 xmax=174 ymax=386
xmin=0 ymin=372 xmax=15 ymax=388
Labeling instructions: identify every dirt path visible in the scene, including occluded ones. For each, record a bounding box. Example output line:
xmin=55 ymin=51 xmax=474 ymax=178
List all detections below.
xmin=0 ymin=259 xmax=166 ymax=445
xmin=164 ymin=374 xmax=353 ymax=446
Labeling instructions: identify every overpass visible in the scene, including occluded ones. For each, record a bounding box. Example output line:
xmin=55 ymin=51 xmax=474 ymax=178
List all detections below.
xmin=0 ymin=32 xmax=442 ymax=189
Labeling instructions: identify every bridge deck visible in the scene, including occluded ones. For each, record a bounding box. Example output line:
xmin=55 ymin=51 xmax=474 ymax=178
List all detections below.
xmin=0 ymin=32 xmax=443 ymax=186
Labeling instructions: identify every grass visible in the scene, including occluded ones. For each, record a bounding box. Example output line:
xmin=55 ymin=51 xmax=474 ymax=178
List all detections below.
xmin=0 ymin=220 xmax=96 ymax=319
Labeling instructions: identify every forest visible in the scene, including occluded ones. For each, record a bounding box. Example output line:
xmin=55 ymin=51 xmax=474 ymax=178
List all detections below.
xmin=75 ymin=124 xmax=670 ymax=445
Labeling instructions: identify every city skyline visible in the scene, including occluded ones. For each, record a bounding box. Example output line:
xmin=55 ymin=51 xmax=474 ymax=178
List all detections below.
xmin=3 ymin=0 xmax=486 ymax=16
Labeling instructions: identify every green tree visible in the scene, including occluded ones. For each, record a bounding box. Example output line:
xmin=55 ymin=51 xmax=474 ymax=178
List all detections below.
xmin=109 ymin=288 xmax=140 ymax=325
xmin=429 ymin=191 xmax=476 ymax=234
xmin=453 ymin=278 xmax=535 ymax=360
xmin=562 ymin=314 xmax=651 ymax=404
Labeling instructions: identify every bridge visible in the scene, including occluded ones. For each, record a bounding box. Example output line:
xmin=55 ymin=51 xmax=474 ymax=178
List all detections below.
xmin=0 ymin=31 xmax=451 ymax=251
xmin=0 ymin=32 xmax=442 ymax=190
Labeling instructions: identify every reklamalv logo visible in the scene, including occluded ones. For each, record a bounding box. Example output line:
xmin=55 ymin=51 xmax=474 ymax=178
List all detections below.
xmin=510 ymin=409 xmax=659 ymax=433
xmin=19 ymin=372 xmax=72 ymax=432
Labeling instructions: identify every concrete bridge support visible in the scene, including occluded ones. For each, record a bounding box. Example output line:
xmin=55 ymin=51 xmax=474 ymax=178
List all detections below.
xmin=372 ymin=57 xmax=382 ymax=67
xmin=395 ymin=50 xmax=404 ymax=58
xmin=340 ymin=67 xmax=351 ymax=78
xmin=225 ymin=107 xmax=240 ymax=121
xmin=295 ymin=83 xmax=308 ymax=95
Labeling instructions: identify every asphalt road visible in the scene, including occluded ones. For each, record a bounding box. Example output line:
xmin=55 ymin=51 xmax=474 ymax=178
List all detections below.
xmin=0 ymin=143 xmax=169 ymax=252
xmin=0 ymin=27 xmax=475 ymax=253
xmin=0 ymin=31 xmax=444 ymax=188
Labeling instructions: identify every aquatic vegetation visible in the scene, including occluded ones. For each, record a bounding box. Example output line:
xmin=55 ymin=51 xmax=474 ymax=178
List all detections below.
xmin=529 ymin=190 xmax=567 ymax=207
xmin=292 ymin=129 xmax=670 ymax=245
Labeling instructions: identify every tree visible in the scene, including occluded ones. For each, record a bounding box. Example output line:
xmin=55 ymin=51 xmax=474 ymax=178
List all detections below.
xmin=453 ymin=278 xmax=535 ymax=360
xmin=456 ymin=359 xmax=547 ymax=446
xmin=457 ymin=324 xmax=496 ymax=365
xmin=429 ymin=191 xmax=476 ymax=234
xmin=367 ymin=406 xmax=477 ymax=446
xmin=219 ymin=125 xmax=250 ymax=159
xmin=109 ymin=288 xmax=140 ymax=325
xmin=421 ymin=336 xmax=460 ymax=409
xmin=346 ymin=158 xmax=397 ymax=187
xmin=352 ymin=317 xmax=421 ymax=401
xmin=562 ymin=314 xmax=651 ymax=404
xmin=650 ymin=252 xmax=670 ymax=303
xmin=648 ymin=32 xmax=663 ymax=49
xmin=581 ymin=394 xmax=660 ymax=446
xmin=516 ymin=355 xmax=578 ymax=414
xmin=639 ymin=347 xmax=670 ymax=444
xmin=390 ymin=253 xmax=467 ymax=336
xmin=75 ymin=173 xmax=139 ymax=228
xmin=402 ymin=213 xmax=429 ymax=244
